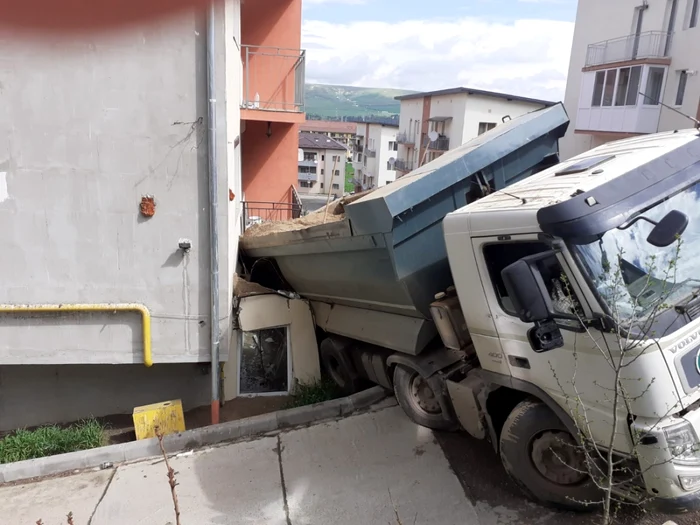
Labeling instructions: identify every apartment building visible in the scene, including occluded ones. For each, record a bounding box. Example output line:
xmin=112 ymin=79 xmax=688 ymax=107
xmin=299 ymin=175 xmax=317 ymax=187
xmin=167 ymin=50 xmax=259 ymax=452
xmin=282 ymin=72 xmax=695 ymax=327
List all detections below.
xmin=0 ymin=0 xmax=308 ymax=431
xmin=394 ymin=88 xmax=554 ymax=176
xmin=297 ymin=132 xmax=347 ymax=197
xmin=561 ymin=0 xmax=700 ymax=159
xmin=299 ymin=120 xmax=356 ymax=156
xmin=353 ymin=122 xmax=399 ymax=190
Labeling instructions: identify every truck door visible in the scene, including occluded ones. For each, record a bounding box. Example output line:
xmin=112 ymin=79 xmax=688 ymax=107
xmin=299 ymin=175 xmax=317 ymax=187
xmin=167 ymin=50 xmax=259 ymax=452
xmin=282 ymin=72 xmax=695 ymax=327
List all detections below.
xmin=471 ymin=234 xmax=633 ymax=452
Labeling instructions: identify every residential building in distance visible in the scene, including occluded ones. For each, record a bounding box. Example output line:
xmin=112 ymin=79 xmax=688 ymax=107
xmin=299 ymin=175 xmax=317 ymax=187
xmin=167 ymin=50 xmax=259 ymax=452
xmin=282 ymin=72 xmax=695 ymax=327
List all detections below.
xmin=561 ymin=0 xmax=700 ymax=159
xmin=393 ymin=87 xmax=554 ymax=177
xmin=0 ymin=0 xmax=311 ymax=431
xmin=299 ymin=120 xmax=356 ymax=157
xmin=297 ymin=132 xmax=347 ymax=197
xmin=353 ymin=122 xmax=399 ymax=190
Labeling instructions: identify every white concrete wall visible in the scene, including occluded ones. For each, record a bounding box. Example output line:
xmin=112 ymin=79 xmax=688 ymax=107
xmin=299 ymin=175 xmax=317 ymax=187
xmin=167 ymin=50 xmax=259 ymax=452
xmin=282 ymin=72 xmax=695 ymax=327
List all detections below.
xmin=429 ymin=94 xmax=467 ymax=148
xmin=223 ymin=294 xmax=321 ymax=399
xmin=372 ymin=125 xmax=398 ymax=187
xmin=560 ymin=0 xmax=700 ymax=159
xmin=298 ymin=147 xmax=345 ymax=196
xmin=461 ymin=94 xmax=546 ymax=143
xmin=397 ymin=99 xmax=423 ymax=172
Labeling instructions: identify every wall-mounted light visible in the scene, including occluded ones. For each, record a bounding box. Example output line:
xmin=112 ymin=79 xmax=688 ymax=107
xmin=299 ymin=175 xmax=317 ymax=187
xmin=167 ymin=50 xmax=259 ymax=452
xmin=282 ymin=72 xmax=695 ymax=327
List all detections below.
xmin=266 ymin=122 xmax=272 ymax=138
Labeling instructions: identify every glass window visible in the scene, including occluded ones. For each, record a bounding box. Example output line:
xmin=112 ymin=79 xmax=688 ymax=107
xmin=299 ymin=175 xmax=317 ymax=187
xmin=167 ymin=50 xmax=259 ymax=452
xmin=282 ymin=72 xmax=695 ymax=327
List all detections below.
xmin=240 ymin=327 xmax=289 ymax=394
xmin=603 ymin=69 xmax=617 ymax=106
xmin=691 ymin=0 xmax=699 ymax=28
xmin=676 ymin=70 xmax=688 ymax=106
xmin=615 ymin=68 xmax=631 ymax=106
xmin=592 ymin=71 xmax=605 ymax=107
xmin=644 ymin=67 xmax=665 ymax=105
xmin=626 ymin=66 xmax=642 ymax=106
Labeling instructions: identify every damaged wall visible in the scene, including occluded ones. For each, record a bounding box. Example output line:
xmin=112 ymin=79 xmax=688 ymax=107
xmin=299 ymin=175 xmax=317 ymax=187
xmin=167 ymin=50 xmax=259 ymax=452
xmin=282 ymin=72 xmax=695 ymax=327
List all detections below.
xmin=223 ymin=293 xmax=320 ymax=399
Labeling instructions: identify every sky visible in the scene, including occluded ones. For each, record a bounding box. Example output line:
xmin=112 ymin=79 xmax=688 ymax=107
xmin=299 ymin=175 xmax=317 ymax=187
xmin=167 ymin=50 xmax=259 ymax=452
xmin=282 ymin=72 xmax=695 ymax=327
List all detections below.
xmin=302 ymin=0 xmax=578 ymax=101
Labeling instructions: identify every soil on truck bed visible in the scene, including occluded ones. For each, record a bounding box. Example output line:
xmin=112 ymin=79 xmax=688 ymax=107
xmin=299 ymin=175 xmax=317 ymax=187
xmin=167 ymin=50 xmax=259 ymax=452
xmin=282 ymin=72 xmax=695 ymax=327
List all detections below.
xmin=242 ymin=189 xmax=374 ymax=238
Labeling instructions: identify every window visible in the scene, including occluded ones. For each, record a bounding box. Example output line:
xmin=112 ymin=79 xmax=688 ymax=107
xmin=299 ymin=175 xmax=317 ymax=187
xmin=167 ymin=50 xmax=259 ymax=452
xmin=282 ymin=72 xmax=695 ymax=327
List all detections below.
xmin=478 ymin=122 xmax=497 ymax=135
xmin=615 ymin=67 xmax=631 ymax=106
xmin=389 ymin=141 xmax=398 ymax=151
xmin=332 ymin=183 xmax=340 ymax=190
xmin=691 ymin=0 xmax=699 ymax=28
xmin=303 ymin=152 xmax=316 ymax=162
xmin=298 ymin=181 xmax=314 ymax=188
xmin=483 ymin=242 xmax=581 ymax=318
xmin=676 ymin=70 xmax=688 ymax=105
xmin=298 ymin=166 xmax=316 ymax=174
xmin=332 ymin=155 xmax=341 ymax=162
xmin=626 ymin=66 xmax=642 ymax=105
xmin=592 ymin=70 xmax=606 ymax=106
xmin=320 ymin=183 xmax=324 ymax=189
xmin=357 ymin=154 xmax=363 ymax=162
xmin=239 ymin=327 xmax=289 ymax=394
xmin=334 ymin=170 xmax=340 ymax=176
xmin=644 ymin=67 xmax=666 ymax=105
xmin=602 ymin=69 xmax=617 ymax=106
xmin=321 ymin=154 xmax=325 ymax=161
xmin=321 ymin=168 xmax=325 ymax=175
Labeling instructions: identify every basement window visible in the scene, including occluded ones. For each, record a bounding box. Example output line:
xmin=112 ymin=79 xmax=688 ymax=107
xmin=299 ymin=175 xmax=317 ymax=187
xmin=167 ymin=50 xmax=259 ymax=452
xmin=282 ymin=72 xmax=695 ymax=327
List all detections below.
xmin=239 ymin=326 xmax=290 ymax=395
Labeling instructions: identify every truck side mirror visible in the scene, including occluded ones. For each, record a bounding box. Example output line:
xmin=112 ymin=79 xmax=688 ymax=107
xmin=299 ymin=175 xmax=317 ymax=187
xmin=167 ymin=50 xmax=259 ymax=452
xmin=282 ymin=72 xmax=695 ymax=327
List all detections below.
xmin=501 ymin=252 xmax=565 ymax=353
xmin=647 ymin=209 xmax=688 ymax=248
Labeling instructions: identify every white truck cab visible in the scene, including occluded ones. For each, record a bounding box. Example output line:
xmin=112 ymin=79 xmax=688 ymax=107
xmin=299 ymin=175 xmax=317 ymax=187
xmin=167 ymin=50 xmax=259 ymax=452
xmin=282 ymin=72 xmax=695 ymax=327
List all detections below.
xmin=443 ymin=128 xmax=700 ymax=510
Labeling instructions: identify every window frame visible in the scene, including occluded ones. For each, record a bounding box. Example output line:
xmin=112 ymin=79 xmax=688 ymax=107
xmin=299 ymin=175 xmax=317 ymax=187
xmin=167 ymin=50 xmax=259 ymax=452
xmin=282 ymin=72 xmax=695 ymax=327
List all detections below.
xmin=237 ymin=325 xmax=292 ymax=397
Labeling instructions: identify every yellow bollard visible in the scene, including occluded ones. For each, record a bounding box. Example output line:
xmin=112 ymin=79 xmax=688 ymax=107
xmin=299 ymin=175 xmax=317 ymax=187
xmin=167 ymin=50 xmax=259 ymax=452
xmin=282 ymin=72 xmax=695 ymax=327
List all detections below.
xmin=133 ymin=400 xmax=186 ymax=440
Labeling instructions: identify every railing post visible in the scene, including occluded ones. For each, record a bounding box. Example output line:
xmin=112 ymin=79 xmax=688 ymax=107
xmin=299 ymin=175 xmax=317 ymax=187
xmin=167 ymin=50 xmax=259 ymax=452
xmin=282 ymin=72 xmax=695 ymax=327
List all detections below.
xmin=245 ymin=46 xmax=250 ymax=107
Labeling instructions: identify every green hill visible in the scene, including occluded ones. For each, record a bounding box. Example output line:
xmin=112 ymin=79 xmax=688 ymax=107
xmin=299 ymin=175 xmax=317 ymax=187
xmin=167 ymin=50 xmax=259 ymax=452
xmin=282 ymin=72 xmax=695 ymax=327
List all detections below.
xmin=304 ymin=84 xmax=416 ymax=119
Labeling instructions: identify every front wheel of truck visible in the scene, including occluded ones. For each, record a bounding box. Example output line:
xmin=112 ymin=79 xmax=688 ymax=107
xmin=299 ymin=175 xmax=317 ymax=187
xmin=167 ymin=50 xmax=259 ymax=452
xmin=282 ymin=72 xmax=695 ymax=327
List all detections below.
xmin=499 ymin=399 xmax=601 ymax=512
xmin=393 ymin=365 xmax=457 ymax=431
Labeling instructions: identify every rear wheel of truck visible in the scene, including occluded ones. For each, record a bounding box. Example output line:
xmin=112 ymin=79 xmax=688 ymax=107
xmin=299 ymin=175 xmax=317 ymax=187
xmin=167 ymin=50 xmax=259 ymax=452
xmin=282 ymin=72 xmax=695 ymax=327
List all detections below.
xmin=320 ymin=338 xmax=361 ymax=395
xmin=393 ymin=365 xmax=457 ymax=431
xmin=499 ymin=399 xmax=601 ymax=512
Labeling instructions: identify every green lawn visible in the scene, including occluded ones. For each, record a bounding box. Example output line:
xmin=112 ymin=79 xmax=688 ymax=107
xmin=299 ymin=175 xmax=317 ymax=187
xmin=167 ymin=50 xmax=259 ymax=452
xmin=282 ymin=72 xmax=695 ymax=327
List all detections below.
xmin=345 ymin=162 xmax=355 ymax=193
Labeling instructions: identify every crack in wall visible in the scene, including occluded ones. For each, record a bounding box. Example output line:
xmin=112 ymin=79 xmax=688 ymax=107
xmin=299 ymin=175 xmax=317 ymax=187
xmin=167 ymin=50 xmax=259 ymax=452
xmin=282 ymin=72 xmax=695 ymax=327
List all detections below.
xmin=276 ymin=435 xmax=293 ymax=525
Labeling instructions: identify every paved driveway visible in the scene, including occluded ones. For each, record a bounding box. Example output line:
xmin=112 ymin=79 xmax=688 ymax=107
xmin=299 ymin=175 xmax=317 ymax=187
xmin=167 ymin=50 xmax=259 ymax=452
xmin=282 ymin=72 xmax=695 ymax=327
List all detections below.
xmin=1 ymin=401 xmax=693 ymax=524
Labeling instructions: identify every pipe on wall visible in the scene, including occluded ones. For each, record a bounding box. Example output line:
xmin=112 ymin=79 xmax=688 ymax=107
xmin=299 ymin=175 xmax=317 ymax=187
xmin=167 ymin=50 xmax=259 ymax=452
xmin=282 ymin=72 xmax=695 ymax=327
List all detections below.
xmin=206 ymin=0 xmax=221 ymax=425
xmin=0 ymin=303 xmax=153 ymax=366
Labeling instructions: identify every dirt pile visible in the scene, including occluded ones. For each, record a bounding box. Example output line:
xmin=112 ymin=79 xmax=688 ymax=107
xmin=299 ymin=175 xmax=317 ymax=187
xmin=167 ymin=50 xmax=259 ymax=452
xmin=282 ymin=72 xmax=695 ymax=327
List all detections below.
xmin=242 ymin=189 xmax=375 ymax=238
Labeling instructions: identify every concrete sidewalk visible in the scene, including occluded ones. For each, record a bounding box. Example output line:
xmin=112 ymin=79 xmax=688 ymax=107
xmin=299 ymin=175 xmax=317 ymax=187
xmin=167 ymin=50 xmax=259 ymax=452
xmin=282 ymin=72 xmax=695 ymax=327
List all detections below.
xmin=2 ymin=404 xmax=477 ymax=525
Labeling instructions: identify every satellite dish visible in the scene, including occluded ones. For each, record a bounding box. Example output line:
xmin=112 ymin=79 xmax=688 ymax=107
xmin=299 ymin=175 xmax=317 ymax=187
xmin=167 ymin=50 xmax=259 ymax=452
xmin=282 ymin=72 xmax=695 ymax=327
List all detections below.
xmin=298 ymin=148 xmax=304 ymax=162
xmin=388 ymin=157 xmax=396 ymax=168
xmin=428 ymin=130 xmax=439 ymax=142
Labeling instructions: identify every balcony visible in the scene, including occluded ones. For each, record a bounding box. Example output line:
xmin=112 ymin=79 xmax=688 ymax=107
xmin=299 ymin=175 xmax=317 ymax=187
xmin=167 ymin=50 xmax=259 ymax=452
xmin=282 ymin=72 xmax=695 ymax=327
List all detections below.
xmin=298 ymin=171 xmax=318 ymax=182
xmin=394 ymin=159 xmax=414 ymax=172
xmin=298 ymin=159 xmax=317 ymax=167
xmin=241 ymin=45 xmax=306 ymax=123
xmin=365 ymin=147 xmax=376 ymax=158
xmin=585 ymin=32 xmax=670 ymax=68
xmin=425 ymin=135 xmax=450 ymax=151
xmin=575 ymin=64 xmax=666 ymax=135
xmin=242 ymin=200 xmax=302 ymax=231
xmin=397 ymin=132 xmax=413 ymax=145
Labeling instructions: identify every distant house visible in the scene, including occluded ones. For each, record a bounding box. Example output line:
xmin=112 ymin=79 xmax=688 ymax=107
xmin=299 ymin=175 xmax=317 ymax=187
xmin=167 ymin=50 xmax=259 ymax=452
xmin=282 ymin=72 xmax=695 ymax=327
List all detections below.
xmin=300 ymin=120 xmax=356 ymax=156
xmin=353 ymin=122 xmax=399 ymax=191
xmin=394 ymin=87 xmax=554 ymax=176
xmin=298 ymin=132 xmax=347 ymax=197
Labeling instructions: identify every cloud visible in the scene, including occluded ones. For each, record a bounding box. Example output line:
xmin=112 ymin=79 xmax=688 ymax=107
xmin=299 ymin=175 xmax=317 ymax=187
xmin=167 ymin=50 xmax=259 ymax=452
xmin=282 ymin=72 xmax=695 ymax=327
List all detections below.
xmin=304 ymin=0 xmax=366 ymax=4
xmin=302 ymin=16 xmax=574 ymax=101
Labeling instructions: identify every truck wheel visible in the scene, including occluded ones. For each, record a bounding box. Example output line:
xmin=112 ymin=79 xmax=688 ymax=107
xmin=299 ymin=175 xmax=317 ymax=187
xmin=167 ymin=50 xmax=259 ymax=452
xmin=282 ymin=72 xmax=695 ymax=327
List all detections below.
xmin=393 ymin=365 xmax=457 ymax=431
xmin=499 ymin=399 xmax=601 ymax=512
xmin=319 ymin=338 xmax=361 ymax=395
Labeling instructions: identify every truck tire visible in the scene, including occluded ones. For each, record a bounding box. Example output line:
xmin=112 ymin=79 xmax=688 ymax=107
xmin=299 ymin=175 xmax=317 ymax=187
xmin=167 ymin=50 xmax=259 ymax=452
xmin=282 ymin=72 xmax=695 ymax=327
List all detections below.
xmin=499 ymin=399 xmax=601 ymax=512
xmin=319 ymin=338 xmax=361 ymax=395
xmin=393 ymin=365 xmax=457 ymax=431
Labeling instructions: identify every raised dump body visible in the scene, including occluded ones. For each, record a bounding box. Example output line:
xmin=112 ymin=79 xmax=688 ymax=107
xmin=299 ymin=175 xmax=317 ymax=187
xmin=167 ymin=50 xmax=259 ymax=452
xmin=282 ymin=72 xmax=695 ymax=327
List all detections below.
xmin=240 ymin=104 xmax=569 ymax=355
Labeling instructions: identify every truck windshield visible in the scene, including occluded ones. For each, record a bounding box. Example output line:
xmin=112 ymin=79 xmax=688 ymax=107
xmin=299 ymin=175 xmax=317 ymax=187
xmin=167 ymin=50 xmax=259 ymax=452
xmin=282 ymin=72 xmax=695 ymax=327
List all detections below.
xmin=571 ymin=181 xmax=700 ymax=328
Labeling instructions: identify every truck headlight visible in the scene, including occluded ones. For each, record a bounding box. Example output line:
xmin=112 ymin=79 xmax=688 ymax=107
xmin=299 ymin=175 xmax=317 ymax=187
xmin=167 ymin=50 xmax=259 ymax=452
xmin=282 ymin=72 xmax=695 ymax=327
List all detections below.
xmin=665 ymin=420 xmax=700 ymax=466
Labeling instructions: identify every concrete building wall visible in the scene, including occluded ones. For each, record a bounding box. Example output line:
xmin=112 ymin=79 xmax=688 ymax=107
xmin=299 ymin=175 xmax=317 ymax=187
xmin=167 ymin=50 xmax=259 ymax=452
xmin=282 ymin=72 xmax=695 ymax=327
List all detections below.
xmin=297 ymin=147 xmax=344 ymax=196
xmin=462 ymin=94 xmax=545 ymax=142
xmin=560 ymin=0 xmax=700 ymax=159
xmin=397 ymin=99 xmax=423 ymax=172
xmin=377 ymin=126 xmax=398 ymax=187
xmin=0 ymin=9 xmax=231 ymax=366
xmin=429 ymin=94 xmax=466 ymax=148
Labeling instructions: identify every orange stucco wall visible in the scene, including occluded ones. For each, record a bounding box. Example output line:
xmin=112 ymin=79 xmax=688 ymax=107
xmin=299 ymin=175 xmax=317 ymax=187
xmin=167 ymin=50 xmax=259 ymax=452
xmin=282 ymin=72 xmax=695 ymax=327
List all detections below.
xmin=242 ymin=120 xmax=298 ymax=207
xmin=241 ymin=0 xmax=302 ymax=112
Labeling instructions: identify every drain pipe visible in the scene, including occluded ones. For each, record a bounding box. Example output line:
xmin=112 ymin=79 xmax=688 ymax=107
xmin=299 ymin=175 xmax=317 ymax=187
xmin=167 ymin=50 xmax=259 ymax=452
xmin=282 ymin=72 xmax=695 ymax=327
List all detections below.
xmin=206 ymin=1 xmax=221 ymax=425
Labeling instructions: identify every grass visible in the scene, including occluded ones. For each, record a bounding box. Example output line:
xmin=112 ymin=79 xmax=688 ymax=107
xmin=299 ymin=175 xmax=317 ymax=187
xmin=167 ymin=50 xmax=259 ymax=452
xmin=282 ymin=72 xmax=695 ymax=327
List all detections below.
xmin=286 ymin=378 xmax=343 ymax=409
xmin=0 ymin=418 xmax=107 ymax=464
xmin=345 ymin=162 xmax=355 ymax=193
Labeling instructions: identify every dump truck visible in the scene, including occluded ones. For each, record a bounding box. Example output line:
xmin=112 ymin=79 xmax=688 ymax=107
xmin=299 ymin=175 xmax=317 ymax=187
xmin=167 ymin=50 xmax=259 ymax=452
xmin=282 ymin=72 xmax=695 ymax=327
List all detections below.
xmin=239 ymin=104 xmax=700 ymax=512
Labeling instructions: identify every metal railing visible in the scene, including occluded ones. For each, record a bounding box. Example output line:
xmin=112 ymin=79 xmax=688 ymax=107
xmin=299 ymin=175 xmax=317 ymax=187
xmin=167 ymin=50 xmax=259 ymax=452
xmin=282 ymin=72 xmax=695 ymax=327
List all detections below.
xmin=425 ymin=135 xmax=450 ymax=151
xmin=394 ymin=159 xmax=414 ymax=172
xmin=397 ymin=132 xmax=412 ymax=144
xmin=585 ymin=31 xmax=670 ymax=67
xmin=242 ymin=200 xmax=302 ymax=231
xmin=297 ymin=171 xmax=318 ymax=182
xmin=241 ymin=45 xmax=306 ymax=113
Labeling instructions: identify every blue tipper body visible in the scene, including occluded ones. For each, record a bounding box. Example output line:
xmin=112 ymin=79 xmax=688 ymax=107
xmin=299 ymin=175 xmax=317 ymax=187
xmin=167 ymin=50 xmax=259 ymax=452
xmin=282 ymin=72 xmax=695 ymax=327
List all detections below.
xmin=240 ymin=103 xmax=569 ymax=324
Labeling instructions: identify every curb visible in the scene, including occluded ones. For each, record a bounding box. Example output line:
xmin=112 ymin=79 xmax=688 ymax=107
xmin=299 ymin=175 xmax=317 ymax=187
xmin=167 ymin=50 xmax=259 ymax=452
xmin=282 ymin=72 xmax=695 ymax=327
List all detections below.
xmin=0 ymin=386 xmax=389 ymax=485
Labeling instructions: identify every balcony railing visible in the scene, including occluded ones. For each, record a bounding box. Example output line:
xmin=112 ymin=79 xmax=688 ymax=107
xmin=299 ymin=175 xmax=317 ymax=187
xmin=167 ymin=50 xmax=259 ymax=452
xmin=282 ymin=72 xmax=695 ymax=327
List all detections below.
xmin=585 ymin=31 xmax=670 ymax=68
xmin=394 ymin=159 xmax=414 ymax=172
xmin=397 ymin=132 xmax=413 ymax=144
xmin=242 ymin=45 xmax=306 ymax=113
xmin=425 ymin=135 xmax=450 ymax=151
xmin=242 ymin=200 xmax=302 ymax=231
xmin=366 ymin=147 xmax=376 ymax=158
xmin=298 ymin=171 xmax=318 ymax=182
